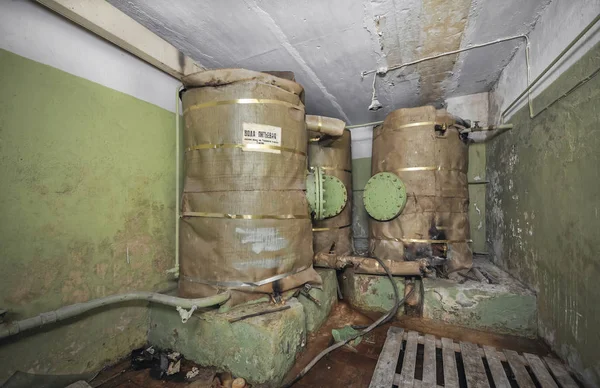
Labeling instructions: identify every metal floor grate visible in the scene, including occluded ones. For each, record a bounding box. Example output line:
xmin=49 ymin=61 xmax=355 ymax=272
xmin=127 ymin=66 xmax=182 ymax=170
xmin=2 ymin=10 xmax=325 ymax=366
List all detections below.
xmin=369 ymin=327 xmax=579 ymax=388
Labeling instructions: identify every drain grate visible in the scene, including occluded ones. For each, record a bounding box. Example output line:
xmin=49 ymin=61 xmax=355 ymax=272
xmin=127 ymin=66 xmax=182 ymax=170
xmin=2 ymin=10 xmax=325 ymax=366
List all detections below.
xmin=370 ymin=327 xmax=578 ymax=388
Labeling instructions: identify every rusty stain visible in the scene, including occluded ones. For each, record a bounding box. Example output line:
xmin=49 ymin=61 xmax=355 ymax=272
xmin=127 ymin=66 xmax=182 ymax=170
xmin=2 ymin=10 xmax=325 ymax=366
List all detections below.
xmin=418 ymin=0 xmax=471 ymax=103
xmin=358 ymin=278 xmax=371 ymax=294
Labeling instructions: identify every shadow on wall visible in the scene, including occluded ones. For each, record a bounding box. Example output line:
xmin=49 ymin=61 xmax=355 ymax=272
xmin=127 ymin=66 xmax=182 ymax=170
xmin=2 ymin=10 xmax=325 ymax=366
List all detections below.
xmin=486 ymin=41 xmax=600 ymax=387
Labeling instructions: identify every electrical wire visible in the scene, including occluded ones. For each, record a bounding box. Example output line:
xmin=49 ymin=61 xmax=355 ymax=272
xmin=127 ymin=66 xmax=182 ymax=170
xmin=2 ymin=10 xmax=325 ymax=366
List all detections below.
xmin=362 ymin=34 xmax=530 ymax=77
xmin=502 ymin=13 xmax=600 ymax=121
xmin=346 ymin=121 xmax=384 ymax=129
xmin=361 ymin=34 xmax=531 ymax=118
xmin=282 ymin=256 xmax=413 ymax=387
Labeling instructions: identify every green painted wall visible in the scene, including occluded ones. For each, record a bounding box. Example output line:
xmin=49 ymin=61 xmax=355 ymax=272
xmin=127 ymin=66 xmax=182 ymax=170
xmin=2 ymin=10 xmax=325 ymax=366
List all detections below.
xmin=487 ymin=42 xmax=600 ymax=386
xmin=0 ymin=49 xmax=176 ymax=383
xmin=468 ymin=143 xmax=486 ymax=253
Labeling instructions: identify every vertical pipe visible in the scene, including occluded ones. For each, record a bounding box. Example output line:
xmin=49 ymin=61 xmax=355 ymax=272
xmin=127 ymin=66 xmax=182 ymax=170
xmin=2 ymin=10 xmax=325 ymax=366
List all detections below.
xmin=167 ymin=85 xmax=184 ymax=276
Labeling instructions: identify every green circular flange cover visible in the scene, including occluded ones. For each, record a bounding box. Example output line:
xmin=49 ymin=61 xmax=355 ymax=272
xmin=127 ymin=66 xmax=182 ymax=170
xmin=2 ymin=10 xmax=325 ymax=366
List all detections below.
xmin=322 ymin=174 xmax=348 ymax=219
xmin=306 ymin=167 xmax=348 ymax=220
xmin=363 ymin=172 xmax=407 ymax=221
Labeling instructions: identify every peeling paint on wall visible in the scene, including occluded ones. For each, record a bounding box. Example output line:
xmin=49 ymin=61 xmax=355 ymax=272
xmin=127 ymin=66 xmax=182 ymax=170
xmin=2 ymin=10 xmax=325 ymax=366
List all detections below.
xmin=446 ymin=93 xmax=489 ymax=253
xmin=0 ymin=49 xmax=175 ymax=383
xmin=487 ymin=42 xmax=600 ymax=386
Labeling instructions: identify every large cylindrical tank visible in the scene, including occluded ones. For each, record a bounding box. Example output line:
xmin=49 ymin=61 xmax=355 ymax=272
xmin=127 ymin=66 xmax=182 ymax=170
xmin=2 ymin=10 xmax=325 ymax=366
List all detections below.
xmin=308 ymin=129 xmax=353 ymax=257
xmin=179 ymin=69 xmax=321 ymax=304
xmin=369 ymin=105 xmax=472 ymax=273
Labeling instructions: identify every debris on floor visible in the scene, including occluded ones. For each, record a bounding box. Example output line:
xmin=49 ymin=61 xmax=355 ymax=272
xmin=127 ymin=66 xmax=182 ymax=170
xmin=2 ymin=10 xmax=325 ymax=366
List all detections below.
xmin=187 ymin=367 xmax=218 ymax=387
xmin=130 ymin=346 xmax=184 ymax=380
xmin=232 ymin=377 xmax=247 ymax=388
xmin=89 ymin=346 xmax=252 ymax=387
xmin=186 ymin=366 xmax=200 ymax=380
xmin=331 ymin=325 xmax=363 ymax=347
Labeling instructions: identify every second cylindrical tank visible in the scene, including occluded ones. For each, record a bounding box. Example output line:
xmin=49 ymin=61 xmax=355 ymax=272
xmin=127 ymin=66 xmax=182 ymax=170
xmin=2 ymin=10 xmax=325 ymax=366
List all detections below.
xmin=308 ymin=129 xmax=353 ymax=257
xmin=369 ymin=105 xmax=472 ymax=273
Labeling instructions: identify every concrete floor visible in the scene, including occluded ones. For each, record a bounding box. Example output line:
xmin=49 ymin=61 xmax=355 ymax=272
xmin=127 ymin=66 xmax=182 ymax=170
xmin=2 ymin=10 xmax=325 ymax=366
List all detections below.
xmin=91 ymin=301 xmax=551 ymax=388
xmin=287 ymin=303 xmax=550 ymax=388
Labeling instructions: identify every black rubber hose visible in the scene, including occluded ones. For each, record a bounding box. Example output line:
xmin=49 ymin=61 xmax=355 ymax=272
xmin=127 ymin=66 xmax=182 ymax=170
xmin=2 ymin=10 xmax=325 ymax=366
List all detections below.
xmin=282 ymin=256 xmax=413 ymax=387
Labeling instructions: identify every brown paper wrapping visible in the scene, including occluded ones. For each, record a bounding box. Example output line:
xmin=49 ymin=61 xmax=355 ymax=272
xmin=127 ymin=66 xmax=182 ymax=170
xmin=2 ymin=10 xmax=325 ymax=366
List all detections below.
xmin=306 ymin=115 xmax=346 ymax=137
xmin=308 ymin=129 xmax=353 ymax=258
xmin=369 ymin=106 xmax=472 ymax=273
xmin=179 ymin=69 xmax=321 ymax=303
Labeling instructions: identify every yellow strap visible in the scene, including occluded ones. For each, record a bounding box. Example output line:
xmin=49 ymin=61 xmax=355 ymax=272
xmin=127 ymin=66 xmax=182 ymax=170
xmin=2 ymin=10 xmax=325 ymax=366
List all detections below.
xmin=312 ymin=224 xmax=352 ymax=232
xmin=317 ymin=116 xmax=323 ymax=131
xmin=186 ymin=143 xmax=306 ymax=156
xmin=182 ymin=211 xmax=310 ymax=220
xmin=397 ymin=166 xmax=440 ymax=172
xmin=314 ymin=166 xmax=352 ymax=173
xmin=375 ymin=237 xmax=472 ymax=244
xmin=401 ymin=238 xmax=473 ymax=244
xmin=395 ymin=166 xmax=465 ymax=172
xmin=183 ymin=98 xmax=304 ymax=114
xmin=373 ymin=121 xmax=447 ymax=140
xmin=394 ymin=121 xmax=439 ymax=129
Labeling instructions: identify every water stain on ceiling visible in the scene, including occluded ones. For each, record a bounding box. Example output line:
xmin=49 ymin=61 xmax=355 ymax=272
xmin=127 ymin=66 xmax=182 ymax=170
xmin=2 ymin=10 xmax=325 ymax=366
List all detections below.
xmin=109 ymin=0 xmax=551 ymax=124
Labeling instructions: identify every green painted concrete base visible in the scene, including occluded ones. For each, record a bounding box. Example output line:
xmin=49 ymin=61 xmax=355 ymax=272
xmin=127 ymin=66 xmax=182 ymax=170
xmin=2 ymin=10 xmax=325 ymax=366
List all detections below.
xmin=340 ymin=269 xmax=406 ymax=318
xmin=298 ymin=268 xmax=338 ymax=333
xmin=149 ymin=299 xmax=306 ymax=387
xmin=423 ymin=258 xmax=537 ymax=338
xmin=148 ymin=270 xmax=339 ymax=386
xmin=341 ymin=259 xmax=536 ymax=338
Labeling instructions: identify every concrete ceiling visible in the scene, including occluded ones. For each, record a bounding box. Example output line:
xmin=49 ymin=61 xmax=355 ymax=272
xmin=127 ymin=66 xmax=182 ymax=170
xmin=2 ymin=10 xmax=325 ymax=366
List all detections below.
xmin=108 ymin=0 xmax=551 ymax=125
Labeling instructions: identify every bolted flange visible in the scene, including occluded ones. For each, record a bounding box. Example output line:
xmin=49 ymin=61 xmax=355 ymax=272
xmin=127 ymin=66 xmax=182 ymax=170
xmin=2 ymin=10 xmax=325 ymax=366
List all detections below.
xmin=363 ymin=172 xmax=407 ymax=221
xmin=306 ymin=167 xmax=348 ymax=220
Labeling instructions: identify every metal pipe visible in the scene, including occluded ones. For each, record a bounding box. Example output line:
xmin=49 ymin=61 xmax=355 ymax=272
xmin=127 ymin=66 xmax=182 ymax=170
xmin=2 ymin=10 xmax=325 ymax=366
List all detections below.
xmin=306 ymin=115 xmax=345 ymax=136
xmin=313 ymin=252 xmax=426 ymax=275
xmin=361 ymin=34 xmax=531 ymax=117
xmin=531 ymin=64 xmax=600 ymax=119
xmin=0 ymin=290 xmax=230 ymax=340
xmin=346 ymin=120 xmax=384 ymax=129
xmin=362 ymin=34 xmax=530 ymax=76
xmin=460 ymin=124 xmax=514 ymax=133
xmin=347 ymin=121 xmax=510 ymax=132
xmin=167 ymin=85 xmax=184 ymax=277
xmin=502 ymin=14 xmax=600 ymax=121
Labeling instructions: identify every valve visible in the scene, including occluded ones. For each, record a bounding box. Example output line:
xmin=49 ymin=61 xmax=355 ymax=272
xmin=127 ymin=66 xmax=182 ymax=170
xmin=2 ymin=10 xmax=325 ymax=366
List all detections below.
xmin=176 ymin=305 xmax=197 ymax=323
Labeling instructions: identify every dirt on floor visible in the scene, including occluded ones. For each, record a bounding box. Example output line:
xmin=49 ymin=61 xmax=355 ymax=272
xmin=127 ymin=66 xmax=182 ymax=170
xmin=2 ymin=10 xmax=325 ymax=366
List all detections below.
xmin=90 ymin=301 xmax=551 ymax=388
xmin=283 ymin=301 xmax=551 ymax=388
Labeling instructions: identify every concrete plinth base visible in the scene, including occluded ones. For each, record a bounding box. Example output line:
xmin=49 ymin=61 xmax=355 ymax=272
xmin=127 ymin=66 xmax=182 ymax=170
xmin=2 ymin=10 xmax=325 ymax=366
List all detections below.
xmin=423 ymin=258 xmax=537 ymax=338
xmin=299 ymin=268 xmax=338 ymax=333
xmin=149 ymin=299 xmax=306 ymax=387
xmin=341 ymin=258 xmax=537 ymax=338
xmin=148 ymin=268 xmax=340 ymax=386
xmin=340 ymin=269 xmax=407 ymax=318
